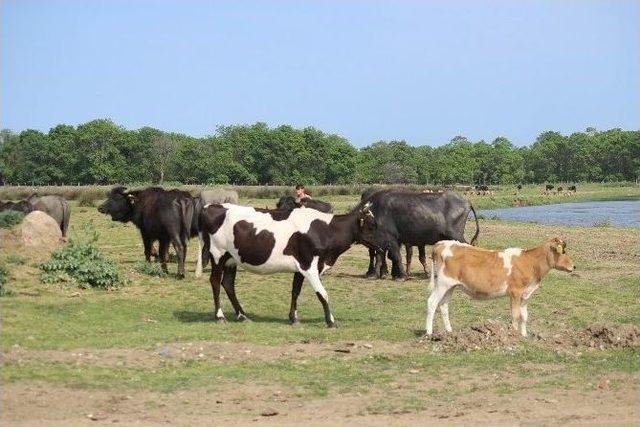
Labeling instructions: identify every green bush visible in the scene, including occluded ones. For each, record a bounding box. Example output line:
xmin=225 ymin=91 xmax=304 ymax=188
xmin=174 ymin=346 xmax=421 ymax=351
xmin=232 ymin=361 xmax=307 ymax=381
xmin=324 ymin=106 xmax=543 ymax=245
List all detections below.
xmin=40 ymin=223 xmax=125 ymax=289
xmin=76 ymin=190 xmax=104 ymax=207
xmin=0 ymin=211 xmax=26 ymax=229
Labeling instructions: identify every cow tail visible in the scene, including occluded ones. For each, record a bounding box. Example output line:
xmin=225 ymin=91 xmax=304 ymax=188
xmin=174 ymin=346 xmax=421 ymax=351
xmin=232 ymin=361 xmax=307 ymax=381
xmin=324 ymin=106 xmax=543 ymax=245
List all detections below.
xmin=180 ymin=199 xmax=193 ymax=244
xmin=469 ymin=204 xmax=480 ymax=246
xmin=428 ymin=249 xmax=436 ymax=293
xmin=195 ymin=231 xmax=204 ymax=278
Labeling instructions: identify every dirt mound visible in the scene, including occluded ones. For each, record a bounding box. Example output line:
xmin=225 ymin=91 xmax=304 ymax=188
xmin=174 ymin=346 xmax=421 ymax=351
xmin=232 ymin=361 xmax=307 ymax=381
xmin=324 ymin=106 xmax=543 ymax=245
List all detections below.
xmin=426 ymin=320 xmax=522 ymax=352
xmin=18 ymin=211 xmax=63 ymax=249
xmin=580 ymin=322 xmax=640 ymax=349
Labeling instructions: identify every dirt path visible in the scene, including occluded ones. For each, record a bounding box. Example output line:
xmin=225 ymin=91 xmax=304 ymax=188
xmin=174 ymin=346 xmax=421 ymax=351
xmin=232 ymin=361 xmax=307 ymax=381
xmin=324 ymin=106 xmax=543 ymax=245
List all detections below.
xmin=3 ymin=376 xmax=638 ymax=426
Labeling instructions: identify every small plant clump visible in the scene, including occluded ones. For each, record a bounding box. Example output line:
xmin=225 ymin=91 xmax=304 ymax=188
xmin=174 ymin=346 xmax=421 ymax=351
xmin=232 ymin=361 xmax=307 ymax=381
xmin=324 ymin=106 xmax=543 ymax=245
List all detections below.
xmin=134 ymin=261 xmax=168 ymax=277
xmin=40 ymin=222 xmax=125 ymax=289
xmin=0 ymin=263 xmax=14 ymax=297
xmin=0 ymin=210 xmax=26 ymax=229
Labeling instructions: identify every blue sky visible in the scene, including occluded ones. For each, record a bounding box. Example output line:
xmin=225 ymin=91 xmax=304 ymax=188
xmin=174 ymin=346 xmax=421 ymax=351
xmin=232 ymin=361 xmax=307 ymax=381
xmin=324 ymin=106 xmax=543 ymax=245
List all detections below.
xmin=2 ymin=0 xmax=639 ymax=147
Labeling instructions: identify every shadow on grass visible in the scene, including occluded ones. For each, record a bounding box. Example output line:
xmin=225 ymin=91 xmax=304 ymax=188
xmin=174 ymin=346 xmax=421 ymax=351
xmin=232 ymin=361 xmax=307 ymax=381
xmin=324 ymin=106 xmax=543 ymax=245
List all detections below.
xmin=173 ymin=310 xmax=325 ymax=325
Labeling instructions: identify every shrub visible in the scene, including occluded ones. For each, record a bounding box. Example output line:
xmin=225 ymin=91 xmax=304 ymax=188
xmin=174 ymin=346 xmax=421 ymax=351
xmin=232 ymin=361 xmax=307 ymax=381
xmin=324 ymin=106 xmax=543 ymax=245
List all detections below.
xmin=0 ymin=211 xmax=26 ymax=229
xmin=134 ymin=261 xmax=168 ymax=277
xmin=40 ymin=222 xmax=125 ymax=288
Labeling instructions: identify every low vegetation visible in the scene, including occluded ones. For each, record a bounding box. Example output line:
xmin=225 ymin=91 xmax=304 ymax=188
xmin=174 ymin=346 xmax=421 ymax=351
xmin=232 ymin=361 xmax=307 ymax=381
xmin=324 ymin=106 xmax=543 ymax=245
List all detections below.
xmin=39 ymin=223 xmax=125 ymax=289
xmin=0 ymin=210 xmax=25 ymax=228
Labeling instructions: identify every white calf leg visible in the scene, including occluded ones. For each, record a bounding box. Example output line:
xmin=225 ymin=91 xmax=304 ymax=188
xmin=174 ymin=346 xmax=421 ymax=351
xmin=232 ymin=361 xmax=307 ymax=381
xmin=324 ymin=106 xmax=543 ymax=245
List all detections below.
xmin=303 ymin=258 xmax=335 ymax=326
xmin=439 ymin=287 xmax=455 ymax=333
xmin=519 ymin=302 xmax=529 ymax=337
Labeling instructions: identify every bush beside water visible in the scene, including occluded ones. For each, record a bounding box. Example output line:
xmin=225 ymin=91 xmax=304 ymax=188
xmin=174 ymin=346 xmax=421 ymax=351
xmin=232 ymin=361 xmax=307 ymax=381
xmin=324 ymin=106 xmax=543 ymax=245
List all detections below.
xmin=40 ymin=223 xmax=124 ymax=289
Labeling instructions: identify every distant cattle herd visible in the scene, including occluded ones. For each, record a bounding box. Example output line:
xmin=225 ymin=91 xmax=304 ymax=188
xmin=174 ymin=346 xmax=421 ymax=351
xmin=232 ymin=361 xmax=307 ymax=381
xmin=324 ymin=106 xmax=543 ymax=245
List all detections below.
xmin=1 ymin=184 xmax=575 ymax=336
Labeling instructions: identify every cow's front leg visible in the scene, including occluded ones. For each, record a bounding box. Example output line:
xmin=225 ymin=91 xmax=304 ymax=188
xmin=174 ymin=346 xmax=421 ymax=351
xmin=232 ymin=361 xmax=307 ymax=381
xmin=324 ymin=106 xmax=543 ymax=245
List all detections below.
xmin=142 ymin=236 xmax=153 ymax=262
xmin=365 ymin=248 xmax=377 ymax=278
xmin=303 ymin=261 xmax=335 ymax=328
xmin=405 ymin=245 xmax=413 ymax=276
xmin=288 ymin=272 xmax=304 ymax=325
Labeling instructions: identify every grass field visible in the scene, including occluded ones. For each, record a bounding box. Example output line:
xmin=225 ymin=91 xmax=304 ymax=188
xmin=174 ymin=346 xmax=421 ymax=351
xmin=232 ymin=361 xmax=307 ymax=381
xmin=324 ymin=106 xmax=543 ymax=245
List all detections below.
xmin=1 ymin=187 xmax=639 ymax=425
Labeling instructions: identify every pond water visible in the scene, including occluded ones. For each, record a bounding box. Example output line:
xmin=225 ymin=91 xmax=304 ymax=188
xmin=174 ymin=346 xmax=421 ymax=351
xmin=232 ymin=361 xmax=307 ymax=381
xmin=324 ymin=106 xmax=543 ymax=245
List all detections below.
xmin=480 ymin=200 xmax=640 ymax=228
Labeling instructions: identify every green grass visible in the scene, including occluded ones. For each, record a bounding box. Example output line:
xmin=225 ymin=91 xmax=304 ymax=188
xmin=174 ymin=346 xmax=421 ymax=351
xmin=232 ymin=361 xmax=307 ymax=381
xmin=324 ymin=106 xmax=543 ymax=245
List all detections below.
xmin=1 ymin=188 xmax=639 ymax=417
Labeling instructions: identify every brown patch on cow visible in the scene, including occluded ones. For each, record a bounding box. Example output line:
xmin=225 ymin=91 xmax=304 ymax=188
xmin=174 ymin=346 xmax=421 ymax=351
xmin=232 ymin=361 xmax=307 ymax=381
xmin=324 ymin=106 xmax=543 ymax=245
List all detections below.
xmin=255 ymin=208 xmax=293 ymax=221
xmin=440 ymin=244 xmax=508 ymax=295
xmin=200 ymin=204 xmax=227 ymax=236
xmin=233 ymin=220 xmax=275 ymax=265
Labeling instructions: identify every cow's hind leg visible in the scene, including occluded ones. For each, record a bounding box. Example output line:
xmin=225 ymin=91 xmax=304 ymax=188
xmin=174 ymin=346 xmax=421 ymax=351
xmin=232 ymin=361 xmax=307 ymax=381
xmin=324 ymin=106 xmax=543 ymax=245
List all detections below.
xmin=418 ymin=246 xmax=428 ymax=276
xmin=405 ymin=245 xmax=413 ymax=277
xmin=209 ymin=263 xmax=226 ymax=323
xmin=388 ymin=242 xmax=407 ymax=281
xmin=302 ymin=260 xmax=335 ymax=327
xmin=142 ymin=236 xmax=153 ymax=263
xmin=171 ymin=236 xmax=186 ymax=279
xmin=288 ymin=272 xmax=304 ymax=325
xmin=159 ymin=239 xmax=170 ymax=274
xmin=221 ymin=266 xmax=250 ymax=322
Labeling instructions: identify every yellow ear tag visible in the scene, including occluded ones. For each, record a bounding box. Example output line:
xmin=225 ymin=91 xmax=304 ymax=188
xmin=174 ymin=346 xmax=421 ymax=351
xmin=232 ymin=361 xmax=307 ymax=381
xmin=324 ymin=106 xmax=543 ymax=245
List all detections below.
xmin=556 ymin=244 xmax=564 ymax=254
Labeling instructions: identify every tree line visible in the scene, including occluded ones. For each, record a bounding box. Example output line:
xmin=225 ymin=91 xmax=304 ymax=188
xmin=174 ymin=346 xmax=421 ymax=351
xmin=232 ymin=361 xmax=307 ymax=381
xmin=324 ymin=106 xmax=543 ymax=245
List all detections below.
xmin=0 ymin=120 xmax=638 ymax=185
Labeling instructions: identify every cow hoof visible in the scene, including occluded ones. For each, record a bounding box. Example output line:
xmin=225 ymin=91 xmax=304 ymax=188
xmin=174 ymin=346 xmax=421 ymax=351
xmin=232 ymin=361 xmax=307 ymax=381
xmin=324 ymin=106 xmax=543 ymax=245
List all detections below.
xmin=393 ymin=276 xmax=407 ymax=282
xmin=290 ymin=319 xmax=301 ymax=327
xmin=364 ymin=273 xmax=377 ymax=279
xmin=237 ymin=314 xmax=252 ymax=322
xmin=216 ymin=317 xmax=227 ymax=324
xmin=176 ymin=274 xmax=185 ymax=280
xmin=326 ymin=322 xmax=337 ymax=328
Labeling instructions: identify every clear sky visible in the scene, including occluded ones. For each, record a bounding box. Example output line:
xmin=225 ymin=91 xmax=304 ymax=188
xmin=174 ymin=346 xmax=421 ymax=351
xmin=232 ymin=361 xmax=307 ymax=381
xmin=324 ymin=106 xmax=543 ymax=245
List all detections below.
xmin=2 ymin=0 xmax=639 ymax=147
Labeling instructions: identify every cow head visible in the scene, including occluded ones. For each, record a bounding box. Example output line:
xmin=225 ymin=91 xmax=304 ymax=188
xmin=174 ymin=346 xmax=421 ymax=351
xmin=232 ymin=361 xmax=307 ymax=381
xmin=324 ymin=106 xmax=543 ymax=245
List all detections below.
xmin=549 ymin=237 xmax=575 ymax=272
xmin=355 ymin=201 xmax=380 ymax=245
xmin=97 ymin=186 xmax=136 ymax=222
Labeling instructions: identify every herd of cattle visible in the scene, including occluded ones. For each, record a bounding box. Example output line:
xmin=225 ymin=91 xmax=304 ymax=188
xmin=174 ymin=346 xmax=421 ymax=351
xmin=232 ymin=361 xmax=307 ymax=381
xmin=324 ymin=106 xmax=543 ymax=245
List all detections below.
xmin=1 ymin=186 xmax=575 ymax=336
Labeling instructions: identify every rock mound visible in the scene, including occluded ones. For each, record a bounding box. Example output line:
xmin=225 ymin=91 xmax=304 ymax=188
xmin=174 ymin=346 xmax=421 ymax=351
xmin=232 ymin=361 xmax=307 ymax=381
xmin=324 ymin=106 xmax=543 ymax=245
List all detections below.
xmin=581 ymin=322 xmax=640 ymax=349
xmin=16 ymin=211 xmax=63 ymax=251
xmin=427 ymin=320 xmax=522 ymax=352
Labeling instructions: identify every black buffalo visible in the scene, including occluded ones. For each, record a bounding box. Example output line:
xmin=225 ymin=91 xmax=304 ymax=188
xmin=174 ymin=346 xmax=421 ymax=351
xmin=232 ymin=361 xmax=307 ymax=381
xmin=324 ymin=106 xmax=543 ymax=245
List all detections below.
xmin=276 ymin=196 xmax=333 ymax=213
xmin=0 ymin=200 xmax=33 ymax=214
xmin=360 ymin=188 xmax=480 ymax=280
xmin=545 ymin=184 xmax=554 ymax=191
xmin=98 ymin=186 xmax=194 ymax=278
xmin=1 ymin=195 xmax=70 ymax=236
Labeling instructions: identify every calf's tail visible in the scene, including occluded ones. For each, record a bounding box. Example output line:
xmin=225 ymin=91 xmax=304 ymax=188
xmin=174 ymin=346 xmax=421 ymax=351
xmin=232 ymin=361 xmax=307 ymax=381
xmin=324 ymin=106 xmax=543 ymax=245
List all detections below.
xmin=469 ymin=204 xmax=480 ymax=246
xmin=195 ymin=232 xmax=204 ymax=278
xmin=428 ymin=250 xmax=436 ymax=293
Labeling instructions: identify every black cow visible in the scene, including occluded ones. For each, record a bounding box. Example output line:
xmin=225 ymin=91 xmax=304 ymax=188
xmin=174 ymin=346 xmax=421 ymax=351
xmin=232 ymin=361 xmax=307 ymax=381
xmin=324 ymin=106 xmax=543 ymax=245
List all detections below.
xmin=360 ymin=189 xmax=480 ymax=280
xmin=98 ymin=186 xmax=194 ymax=278
xmin=276 ymin=196 xmax=333 ymax=213
xmin=198 ymin=202 xmax=376 ymax=326
xmin=545 ymin=184 xmax=554 ymax=191
xmin=568 ymin=185 xmax=577 ymax=193
xmin=0 ymin=200 xmax=33 ymax=214
xmin=517 ymin=184 xmax=523 ymax=190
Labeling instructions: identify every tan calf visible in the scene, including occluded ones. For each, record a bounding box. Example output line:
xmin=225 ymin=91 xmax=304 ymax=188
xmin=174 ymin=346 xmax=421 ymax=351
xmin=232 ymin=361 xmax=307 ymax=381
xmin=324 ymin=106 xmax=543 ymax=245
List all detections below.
xmin=425 ymin=238 xmax=574 ymax=337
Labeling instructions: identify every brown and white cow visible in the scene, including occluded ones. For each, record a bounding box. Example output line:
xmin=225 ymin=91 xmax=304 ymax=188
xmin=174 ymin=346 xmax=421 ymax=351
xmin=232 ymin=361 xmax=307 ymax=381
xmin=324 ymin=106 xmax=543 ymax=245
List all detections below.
xmin=425 ymin=237 xmax=575 ymax=337
xmin=197 ymin=202 xmax=377 ymax=327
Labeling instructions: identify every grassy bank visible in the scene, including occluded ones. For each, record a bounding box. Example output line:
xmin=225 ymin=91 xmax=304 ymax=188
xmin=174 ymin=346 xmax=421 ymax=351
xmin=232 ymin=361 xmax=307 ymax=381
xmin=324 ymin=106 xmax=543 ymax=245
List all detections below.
xmin=1 ymin=193 xmax=638 ymax=424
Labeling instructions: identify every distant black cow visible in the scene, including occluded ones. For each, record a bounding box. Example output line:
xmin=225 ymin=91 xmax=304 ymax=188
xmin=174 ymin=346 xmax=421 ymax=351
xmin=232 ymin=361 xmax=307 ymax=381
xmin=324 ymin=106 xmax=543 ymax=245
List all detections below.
xmin=360 ymin=189 xmax=480 ymax=280
xmin=98 ymin=187 xmax=194 ymax=278
xmin=517 ymin=184 xmax=523 ymax=190
xmin=276 ymin=196 xmax=333 ymax=213
xmin=568 ymin=185 xmax=577 ymax=193
xmin=545 ymin=184 xmax=554 ymax=191
xmin=0 ymin=200 xmax=33 ymax=214
xmin=1 ymin=195 xmax=70 ymax=236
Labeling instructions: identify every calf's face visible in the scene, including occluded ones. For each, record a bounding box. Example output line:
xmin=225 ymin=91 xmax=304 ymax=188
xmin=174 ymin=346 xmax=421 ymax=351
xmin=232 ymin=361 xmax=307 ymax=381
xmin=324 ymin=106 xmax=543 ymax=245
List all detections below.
xmin=98 ymin=188 xmax=134 ymax=222
xmin=356 ymin=202 xmax=381 ymax=247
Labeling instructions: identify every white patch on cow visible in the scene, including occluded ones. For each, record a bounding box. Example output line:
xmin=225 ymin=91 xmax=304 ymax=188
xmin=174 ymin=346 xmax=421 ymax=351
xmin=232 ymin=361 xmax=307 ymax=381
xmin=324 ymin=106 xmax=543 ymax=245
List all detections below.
xmin=498 ymin=248 xmax=522 ymax=276
xmin=329 ymin=313 xmax=335 ymax=323
xmin=206 ymin=204 xmax=336 ymax=275
xmin=216 ymin=308 xmax=224 ymax=318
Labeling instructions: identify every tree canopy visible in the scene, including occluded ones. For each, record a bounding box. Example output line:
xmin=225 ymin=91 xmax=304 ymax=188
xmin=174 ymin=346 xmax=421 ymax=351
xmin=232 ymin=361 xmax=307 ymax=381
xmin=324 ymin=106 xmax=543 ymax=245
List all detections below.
xmin=0 ymin=120 xmax=637 ymax=185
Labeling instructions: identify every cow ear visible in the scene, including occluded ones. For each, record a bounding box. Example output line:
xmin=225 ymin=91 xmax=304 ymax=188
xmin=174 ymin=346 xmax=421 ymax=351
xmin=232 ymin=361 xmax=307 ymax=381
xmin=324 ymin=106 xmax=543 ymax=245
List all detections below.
xmin=126 ymin=193 xmax=137 ymax=204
